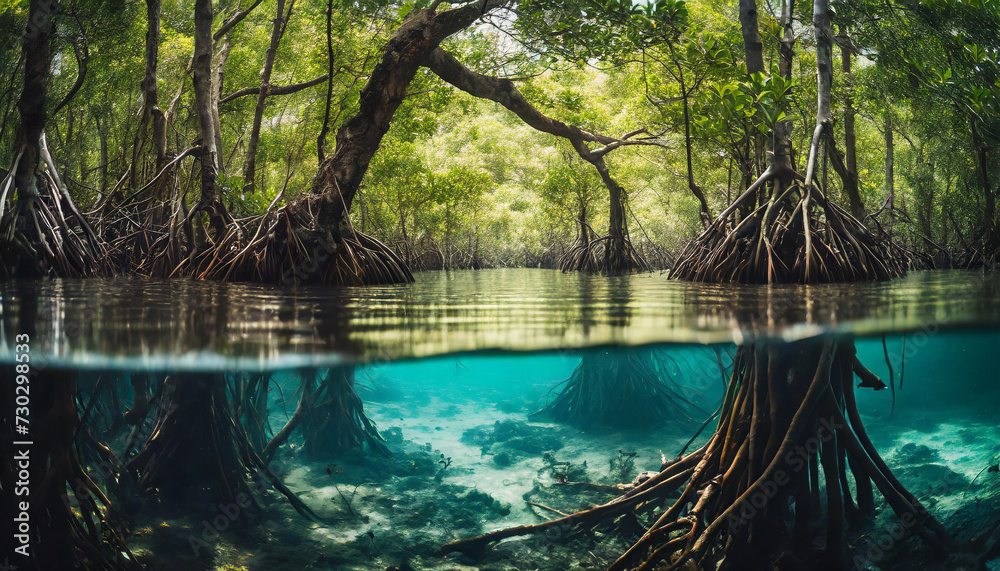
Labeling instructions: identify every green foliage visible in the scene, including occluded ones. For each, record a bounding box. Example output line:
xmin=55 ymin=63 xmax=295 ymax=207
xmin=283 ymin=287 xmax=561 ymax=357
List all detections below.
xmin=1 ymin=0 xmax=994 ymax=268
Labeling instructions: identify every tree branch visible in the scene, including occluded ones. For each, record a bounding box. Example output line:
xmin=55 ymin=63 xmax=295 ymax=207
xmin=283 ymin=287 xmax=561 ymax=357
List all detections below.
xmin=424 ymin=48 xmax=667 ymax=159
xmin=220 ymin=74 xmax=329 ymax=105
xmin=213 ymin=0 xmax=266 ymax=42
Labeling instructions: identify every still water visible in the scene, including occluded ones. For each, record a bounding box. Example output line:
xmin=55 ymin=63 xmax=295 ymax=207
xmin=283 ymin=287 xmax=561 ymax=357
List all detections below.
xmin=1 ymin=268 xmax=998 ymax=367
xmin=0 ymin=269 xmax=998 ymax=570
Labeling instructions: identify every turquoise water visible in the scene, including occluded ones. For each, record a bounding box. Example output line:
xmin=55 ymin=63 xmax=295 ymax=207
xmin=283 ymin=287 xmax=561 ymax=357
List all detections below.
xmin=1 ymin=269 xmax=999 ymax=570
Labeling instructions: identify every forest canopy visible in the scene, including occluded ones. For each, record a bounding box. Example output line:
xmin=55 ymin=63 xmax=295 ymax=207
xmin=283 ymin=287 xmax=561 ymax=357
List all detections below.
xmin=0 ymin=0 xmax=998 ymax=280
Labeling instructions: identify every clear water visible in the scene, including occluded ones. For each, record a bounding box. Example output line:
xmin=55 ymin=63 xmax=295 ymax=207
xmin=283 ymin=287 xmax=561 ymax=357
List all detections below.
xmin=1 ymin=269 xmax=998 ymax=368
xmin=1 ymin=269 xmax=999 ymax=570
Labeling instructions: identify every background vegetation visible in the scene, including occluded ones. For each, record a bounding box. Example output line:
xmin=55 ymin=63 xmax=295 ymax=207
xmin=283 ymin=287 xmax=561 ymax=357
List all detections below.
xmin=1 ymin=0 xmax=997 ymax=271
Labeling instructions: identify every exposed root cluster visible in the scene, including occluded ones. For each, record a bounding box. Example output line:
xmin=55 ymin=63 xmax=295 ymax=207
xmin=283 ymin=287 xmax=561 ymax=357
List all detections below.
xmin=126 ymin=374 xmax=322 ymax=521
xmin=532 ymin=348 xmax=700 ymax=429
xmin=559 ymin=234 xmax=651 ymax=275
xmin=672 ymin=170 xmax=906 ymax=283
xmin=0 ymin=147 xmax=107 ymax=279
xmin=442 ymin=338 xmax=950 ymax=569
xmin=187 ymin=195 xmax=413 ymax=285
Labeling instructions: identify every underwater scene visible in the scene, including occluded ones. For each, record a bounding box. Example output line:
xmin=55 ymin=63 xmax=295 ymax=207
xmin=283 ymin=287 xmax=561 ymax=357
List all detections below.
xmin=2 ymin=269 xmax=1000 ymax=571
xmin=6 ymin=0 xmax=1000 ymax=567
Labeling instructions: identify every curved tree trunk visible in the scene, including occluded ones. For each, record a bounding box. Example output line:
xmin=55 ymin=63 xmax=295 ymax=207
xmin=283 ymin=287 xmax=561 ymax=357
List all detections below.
xmin=311 ymin=1 xmax=509 ymax=237
xmin=676 ymin=62 xmax=711 ymax=225
xmin=2 ymin=0 xmax=103 ymax=279
xmin=317 ymin=0 xmax=335 ymax=163
xmin=423 ymin=47 xmax=651 ymax=273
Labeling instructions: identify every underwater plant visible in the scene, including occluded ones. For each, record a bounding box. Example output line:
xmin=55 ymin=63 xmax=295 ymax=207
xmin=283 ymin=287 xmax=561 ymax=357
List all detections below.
xmin=610 ymin=450 xmax=639 ymax=483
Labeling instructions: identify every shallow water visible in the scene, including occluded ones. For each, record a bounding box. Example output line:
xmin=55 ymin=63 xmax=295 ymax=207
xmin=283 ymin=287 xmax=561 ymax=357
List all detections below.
xmin=1 ymin=268 xmax=998 ymax=368
xmin=2 ymin=269 xmax=999 ymax=570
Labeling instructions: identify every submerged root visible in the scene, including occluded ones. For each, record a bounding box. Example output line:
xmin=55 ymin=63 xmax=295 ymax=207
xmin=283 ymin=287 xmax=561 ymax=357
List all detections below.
xmin=1 ymin=369 xmax=140 ymax=570
xmin=300 ymin=366 xmax=391 ymax=458
xmin=559 ymin=234 xmax=651 ymax=275
xmin=442 ymin=338 xmax=950 ymax=569
xmin=672 ymin=170 xmax=906 ymax=283
xmin=531 ymin=348 xmax=701 ymax=429
xmin=126 ymin=374 xmax=322 ymax=521
xmin=261 ymin=367 xmax=390 ymax=463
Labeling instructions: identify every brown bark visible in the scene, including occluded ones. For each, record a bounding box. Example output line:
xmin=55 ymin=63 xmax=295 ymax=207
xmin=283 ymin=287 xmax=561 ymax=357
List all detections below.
xmin=220 ymin=74 xmax=327 ymax=105
xmin=576 ymin=197 xmax=589 ymax=245
xmin=212 ymin=0 xmax=265 ymax=41
xmin=311 ymin=1 xmax=509 ymax=235
xmin=13 ymin=0 xmax=55 ymax=200
xmin=885 ymin=111 xmax=895 ymax=235
xmin=840 ymin=41 xmax=865 ymax=219
xmin=738 ymin=0 xmax=769 ymax=208
xmin=972 ymin=122 xmax=996 ymax=241
xmin=97 ymin=116 xmax=108 ymax=192
xmin=425 ymin=49 xmax=617 ymax=148
xmin=317 ymin=0 xmax=335 ymax=163
xmin=596 ymin=157 xmax=627 ymax=239
xmin=826 ymin=137 xmax=862 ymax=215
xmin=677 ymin=64 xmax=711 ymax=225
xmin=243 ymin=0 xmax=291 ymax=194
xmin=52 ymin=31 xmax=87 ymax=116
xmin=143 ymin=0 xmax=167 ymax=168
xmin=192 ymin=0 xmax=229 ymax=234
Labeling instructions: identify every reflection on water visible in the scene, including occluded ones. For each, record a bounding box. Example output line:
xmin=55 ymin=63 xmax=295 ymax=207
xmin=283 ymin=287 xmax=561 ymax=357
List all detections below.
xmin=0 ymin=269 xmax=998 ymax=368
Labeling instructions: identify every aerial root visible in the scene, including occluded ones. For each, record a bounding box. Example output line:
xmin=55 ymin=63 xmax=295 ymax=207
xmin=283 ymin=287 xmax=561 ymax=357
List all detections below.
xmin=126 ymin=374 xmax=323 ymax=522
xmin=301 ymin=367 xmax=391 ymax=457
xmin=443 ymin=339 xmax=950 ymax=570
xmin=185 ymin=195 xmax=412 ymax=285
xmin=559 ymin=233 xmax=651 ymax=275
xmin=1 ymin=370 xmax=140 ymax=570
xmin=1 ymin=148 xmax=108 ymax=279
xmin=671 ymin=169 xmax=906 ymax=283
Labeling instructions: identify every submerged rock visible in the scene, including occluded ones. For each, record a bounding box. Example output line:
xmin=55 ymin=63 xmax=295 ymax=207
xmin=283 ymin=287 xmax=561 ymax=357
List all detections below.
xmin=893 ymin=461 xmax=968 ymax=497
xmin=462 ymin=419 xmax=564 ymax=465
xmin=896 ymin=443 xmax=942 ymax=465
xmin=385 ymin=426 xmax=404 ymax=444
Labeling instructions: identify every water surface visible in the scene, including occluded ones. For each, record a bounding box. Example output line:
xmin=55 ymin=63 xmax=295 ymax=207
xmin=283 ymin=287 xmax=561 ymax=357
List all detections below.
xmin=0 ymin=269 xmax=998 ymax=369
